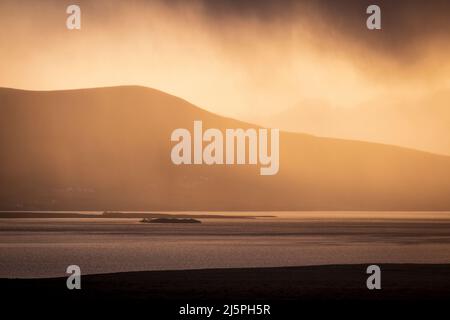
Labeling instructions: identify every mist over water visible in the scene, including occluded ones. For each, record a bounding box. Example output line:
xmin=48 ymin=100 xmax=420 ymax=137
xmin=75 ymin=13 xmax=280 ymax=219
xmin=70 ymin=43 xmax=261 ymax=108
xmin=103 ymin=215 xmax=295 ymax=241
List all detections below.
xmin=1 ymin=212 xmax=450 ymax=278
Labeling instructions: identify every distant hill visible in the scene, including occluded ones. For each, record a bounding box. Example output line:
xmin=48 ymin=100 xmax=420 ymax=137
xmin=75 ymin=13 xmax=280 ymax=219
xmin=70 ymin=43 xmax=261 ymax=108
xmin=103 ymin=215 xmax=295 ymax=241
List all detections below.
xmin=1 ymin=86 xmax=449 ymax=211
xmin=255 ymin=90 xmax=450 ymax=156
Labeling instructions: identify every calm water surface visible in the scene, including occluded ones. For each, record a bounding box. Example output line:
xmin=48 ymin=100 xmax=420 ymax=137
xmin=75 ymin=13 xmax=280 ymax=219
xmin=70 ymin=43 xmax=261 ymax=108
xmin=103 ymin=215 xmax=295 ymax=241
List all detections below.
xmin=1 ymin=211 xmax=450 ymax=278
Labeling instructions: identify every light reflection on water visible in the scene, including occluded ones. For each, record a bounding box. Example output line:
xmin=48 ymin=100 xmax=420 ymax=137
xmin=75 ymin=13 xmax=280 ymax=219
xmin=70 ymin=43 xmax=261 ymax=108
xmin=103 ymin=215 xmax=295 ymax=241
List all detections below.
xmin=1 ymin=211 xmax=450 ymax=278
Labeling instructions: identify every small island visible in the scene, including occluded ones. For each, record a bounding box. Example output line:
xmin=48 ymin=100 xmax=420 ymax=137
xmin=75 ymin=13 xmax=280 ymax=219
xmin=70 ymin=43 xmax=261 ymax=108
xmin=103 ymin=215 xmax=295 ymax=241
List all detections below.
xmin=140 ymin=218 xmax=202 ymax=224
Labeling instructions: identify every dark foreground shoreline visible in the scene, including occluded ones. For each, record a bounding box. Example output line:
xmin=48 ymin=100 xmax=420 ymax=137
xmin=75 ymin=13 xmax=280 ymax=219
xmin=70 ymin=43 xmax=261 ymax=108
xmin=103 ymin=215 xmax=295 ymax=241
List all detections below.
xmin=2 ymin=264 xmax=449 ymax=317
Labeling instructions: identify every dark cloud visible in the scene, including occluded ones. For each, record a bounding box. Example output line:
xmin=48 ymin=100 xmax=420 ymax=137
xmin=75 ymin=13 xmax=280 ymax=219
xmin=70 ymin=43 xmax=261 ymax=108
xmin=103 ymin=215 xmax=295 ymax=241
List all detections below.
xmin=162 ymin=0 xmax=450 ymax=59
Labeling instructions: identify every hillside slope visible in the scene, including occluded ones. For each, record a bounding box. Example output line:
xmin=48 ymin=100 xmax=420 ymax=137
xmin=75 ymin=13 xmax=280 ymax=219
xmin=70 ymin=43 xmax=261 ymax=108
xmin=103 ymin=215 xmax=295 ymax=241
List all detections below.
xmin=1 ymin=86 xmax=449 ymax=210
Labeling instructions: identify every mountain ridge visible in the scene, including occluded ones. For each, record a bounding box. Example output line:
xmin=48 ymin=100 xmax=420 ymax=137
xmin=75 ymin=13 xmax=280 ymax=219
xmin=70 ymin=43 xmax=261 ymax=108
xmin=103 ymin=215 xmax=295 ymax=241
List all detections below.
xmin=1 ymin=86 xmax=449 ymax=211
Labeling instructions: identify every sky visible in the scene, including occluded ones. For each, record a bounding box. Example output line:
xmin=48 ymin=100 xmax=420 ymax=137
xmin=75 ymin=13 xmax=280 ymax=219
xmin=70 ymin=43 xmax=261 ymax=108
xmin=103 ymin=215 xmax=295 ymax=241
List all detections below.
xmin=0 ymin=0 xmax=449 ymax=155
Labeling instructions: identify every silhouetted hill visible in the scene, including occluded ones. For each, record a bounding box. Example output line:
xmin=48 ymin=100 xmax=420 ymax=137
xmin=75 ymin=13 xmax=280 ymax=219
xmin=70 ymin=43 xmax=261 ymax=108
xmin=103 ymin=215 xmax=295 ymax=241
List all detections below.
xmin=1 ymin=86 xmax=449 ymax=211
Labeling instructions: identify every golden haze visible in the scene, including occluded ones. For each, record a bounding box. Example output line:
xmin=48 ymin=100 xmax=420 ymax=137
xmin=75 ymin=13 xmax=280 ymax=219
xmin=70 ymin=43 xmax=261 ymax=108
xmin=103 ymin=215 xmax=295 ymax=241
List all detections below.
xmin=0 ymin=0 xmax=449 ymax=154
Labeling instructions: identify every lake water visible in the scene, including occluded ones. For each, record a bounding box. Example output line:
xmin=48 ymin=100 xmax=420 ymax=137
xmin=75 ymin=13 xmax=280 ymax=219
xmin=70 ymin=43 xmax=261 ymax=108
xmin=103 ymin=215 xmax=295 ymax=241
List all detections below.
xmin=1 ymin=211 xmax=450 ymax=278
